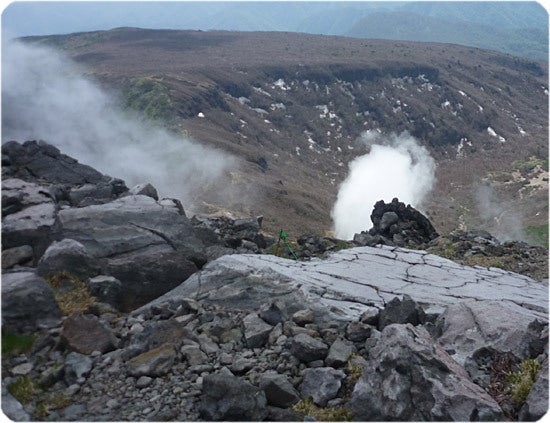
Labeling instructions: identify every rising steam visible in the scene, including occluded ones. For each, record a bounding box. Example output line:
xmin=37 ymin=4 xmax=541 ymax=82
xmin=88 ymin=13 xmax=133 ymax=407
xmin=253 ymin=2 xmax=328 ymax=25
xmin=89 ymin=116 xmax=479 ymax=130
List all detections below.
xmin=2 ymin=41 xmax=236 ymax=206
xmin=332 ymin=131 xmax=436 ymax=239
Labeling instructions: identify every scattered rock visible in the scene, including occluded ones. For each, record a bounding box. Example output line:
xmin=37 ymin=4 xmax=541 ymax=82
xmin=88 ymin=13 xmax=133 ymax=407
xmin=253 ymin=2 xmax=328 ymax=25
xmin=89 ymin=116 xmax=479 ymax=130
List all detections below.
xmin=292 ymin=309 xmax=314 ymax=326
xmin=260 ymin=372 xmax=300 ymax=408
xmin=128 ymin=183 xmax=159 ymax=200
xmin=87 ymin=275 xmax=122 ymax=308
xmin=61 ymin=313 xmax=118 ymax=354
xmin=64 ymin=352 xmax=93 ymax=385
xmin=326 ymin=338 xmax=355 ymax=368
xmin=126 ymin=344 xmax=176 ymax=377
xmin=199 ymin=370 xmax=268 ymax=421
xmin=243 ymin=313 xmax=273 ymax=348
xmin=377 ymin=294 xmax=426 ymax=330
xmin=1 ymin=245 xmax=34 ymax=269
xmin=301 ymin=367 xmax=346 ymax=407
xmin=291 ymin=334 xmax=329 ymax=363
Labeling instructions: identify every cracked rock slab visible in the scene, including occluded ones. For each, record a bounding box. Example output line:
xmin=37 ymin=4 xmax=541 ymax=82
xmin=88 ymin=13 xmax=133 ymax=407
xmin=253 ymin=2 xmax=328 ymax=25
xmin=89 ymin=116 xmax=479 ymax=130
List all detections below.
xmin=140 ymin=246 xmax=547 ymax=323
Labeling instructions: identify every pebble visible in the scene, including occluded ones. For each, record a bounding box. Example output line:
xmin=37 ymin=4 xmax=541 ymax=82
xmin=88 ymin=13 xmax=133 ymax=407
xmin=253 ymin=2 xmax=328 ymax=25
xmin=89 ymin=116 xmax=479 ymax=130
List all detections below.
xmin=136 ymin=376 xmax=153 ymax=388
xmin=11 ymin=362 xmax=33 ymax=375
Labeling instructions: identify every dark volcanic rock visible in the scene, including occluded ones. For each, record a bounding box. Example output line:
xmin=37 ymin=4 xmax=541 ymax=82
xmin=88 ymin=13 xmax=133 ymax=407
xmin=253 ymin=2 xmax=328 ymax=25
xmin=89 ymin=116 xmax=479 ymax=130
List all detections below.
xmin=291 ymin=333 xmax=329 ymax=363
xmin=347 ymin=323 xmax=503 ymax=421
xmin=1 ymin=271 xmax=62 ymax=334
xmin=353 ymin=198 xmax=438 ymax=247
xmin=2 ymin=140 xmax=110 ymax=186
xmin=260 ymin=372 xmax=300 ymax=408
xmin=377 ymin=294 xmax=426 ymax=330
xmin=199 ymin=369 xmax=268 ymax=421
xmin=301 ymin=367 xmax=346 ymax=407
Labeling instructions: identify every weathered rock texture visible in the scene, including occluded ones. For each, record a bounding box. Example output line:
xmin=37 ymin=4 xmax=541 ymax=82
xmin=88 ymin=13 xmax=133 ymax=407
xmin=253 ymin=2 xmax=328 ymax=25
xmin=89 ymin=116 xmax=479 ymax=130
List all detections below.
xmin=143 ymin=246 xmax=547 ymax=322
xmin=348 ymin=323 xmax=504 ymax=420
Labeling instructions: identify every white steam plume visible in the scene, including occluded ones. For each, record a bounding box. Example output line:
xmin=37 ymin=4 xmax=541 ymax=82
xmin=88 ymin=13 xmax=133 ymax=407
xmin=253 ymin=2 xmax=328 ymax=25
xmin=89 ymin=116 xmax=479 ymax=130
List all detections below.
xmin=2 ymin=41 xmax=236 ymax=205
xmin=332 ymin=131 xmax=436 ymax=239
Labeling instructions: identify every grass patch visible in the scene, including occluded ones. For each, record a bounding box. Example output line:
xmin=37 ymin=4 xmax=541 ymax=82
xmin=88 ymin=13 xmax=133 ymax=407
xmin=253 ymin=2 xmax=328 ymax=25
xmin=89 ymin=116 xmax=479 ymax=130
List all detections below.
xmin=44 ymin=271 xmax=96 ymax=315
xmin=124 ymin=76 xmax=176 ymax=122
xmin=526 ymin=224 xmax=549 ymax=248
xmin=508 ymin=359 xmax=541 ymax=404
xmin=2 ymin=333 xmax=37 ymax=357
xmin=292 ymin=397 xmax=352 ymax=421
xmin=8 ymin=376 xmax=37 ymax=404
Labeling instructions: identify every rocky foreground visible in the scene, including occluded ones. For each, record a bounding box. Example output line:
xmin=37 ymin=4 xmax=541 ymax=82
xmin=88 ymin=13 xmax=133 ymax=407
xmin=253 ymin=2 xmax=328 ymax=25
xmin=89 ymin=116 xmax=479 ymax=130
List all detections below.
xmin=2 ymin=140 xmax=548 ymax=421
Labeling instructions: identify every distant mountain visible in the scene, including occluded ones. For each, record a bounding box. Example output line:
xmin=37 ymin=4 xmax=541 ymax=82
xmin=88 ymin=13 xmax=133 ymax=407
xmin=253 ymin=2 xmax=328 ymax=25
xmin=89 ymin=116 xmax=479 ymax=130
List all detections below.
xmin=347 ymin=10 xmax=548 ymax=61
xmin=399 ymin=1 xmax=548 ymax=30
xmin=2 ymin=2 xmax=547 ymax=60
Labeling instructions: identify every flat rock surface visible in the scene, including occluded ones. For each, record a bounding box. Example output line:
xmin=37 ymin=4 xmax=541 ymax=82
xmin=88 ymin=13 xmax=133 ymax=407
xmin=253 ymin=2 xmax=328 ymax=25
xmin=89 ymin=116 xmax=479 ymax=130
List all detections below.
xmin=143 ymin=245 xmax=547 ymax=322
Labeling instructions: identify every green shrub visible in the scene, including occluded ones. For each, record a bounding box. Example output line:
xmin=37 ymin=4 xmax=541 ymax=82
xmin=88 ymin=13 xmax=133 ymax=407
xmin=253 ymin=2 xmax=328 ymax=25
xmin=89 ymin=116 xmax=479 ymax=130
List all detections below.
xmin=8 ymin=376 xmax=36 ymax=404
xmin=508 ymin=359 xmax=541 ymax=403
xmin=124 ymin=76 xmax=175 ymax=122
xmin=292 ymin=397 xmax=352 ymax=421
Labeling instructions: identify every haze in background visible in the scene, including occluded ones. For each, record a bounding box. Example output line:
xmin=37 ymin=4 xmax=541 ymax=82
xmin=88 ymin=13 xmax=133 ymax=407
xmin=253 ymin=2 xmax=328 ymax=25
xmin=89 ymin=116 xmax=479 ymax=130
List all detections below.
xmin=2 ymin=41 xmax=236 ymax=205
xmin=2 ymin=1 xmax=547 ymax=61
xmin=332 ymin=131 xmax=436 ymax=240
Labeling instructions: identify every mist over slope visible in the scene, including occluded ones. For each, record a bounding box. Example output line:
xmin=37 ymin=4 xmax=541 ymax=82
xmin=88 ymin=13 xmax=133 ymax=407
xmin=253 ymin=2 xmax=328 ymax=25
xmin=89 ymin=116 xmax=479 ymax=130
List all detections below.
xmin=1 ymin=41 xmax=237 ymax=206
xmin=5 ymin=29 xmax=548 ymax=243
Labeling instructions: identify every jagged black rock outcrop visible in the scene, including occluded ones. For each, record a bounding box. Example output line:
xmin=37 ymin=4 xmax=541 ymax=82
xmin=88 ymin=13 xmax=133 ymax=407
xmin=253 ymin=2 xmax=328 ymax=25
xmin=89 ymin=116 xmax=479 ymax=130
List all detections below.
xmin=354 ymin=198 xmax=439 ymax=248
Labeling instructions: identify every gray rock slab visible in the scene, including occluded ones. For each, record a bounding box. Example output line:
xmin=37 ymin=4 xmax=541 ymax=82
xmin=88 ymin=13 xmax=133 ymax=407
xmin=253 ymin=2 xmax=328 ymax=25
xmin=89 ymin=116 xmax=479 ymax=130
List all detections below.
xmin=55 ymin=194 xmax=203 ymax=259
xmin=243 ymin=313 xmax=273 ymax=348
xmin=138 ymin=246 xmax=547 ymax=322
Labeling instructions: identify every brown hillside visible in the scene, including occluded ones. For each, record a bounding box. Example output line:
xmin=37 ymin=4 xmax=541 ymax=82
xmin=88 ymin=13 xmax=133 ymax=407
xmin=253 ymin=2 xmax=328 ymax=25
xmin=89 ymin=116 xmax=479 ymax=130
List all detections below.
xmin=24 ymin=28 xmax=549 ymax=242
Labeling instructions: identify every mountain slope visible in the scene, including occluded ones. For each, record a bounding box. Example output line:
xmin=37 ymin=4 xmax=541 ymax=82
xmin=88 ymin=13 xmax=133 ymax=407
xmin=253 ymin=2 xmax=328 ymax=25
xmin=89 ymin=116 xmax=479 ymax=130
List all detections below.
xmin=11 ymin=28 xmax=549 ymax=242
xmin=347 ymin=11 xmax=548 ymax=61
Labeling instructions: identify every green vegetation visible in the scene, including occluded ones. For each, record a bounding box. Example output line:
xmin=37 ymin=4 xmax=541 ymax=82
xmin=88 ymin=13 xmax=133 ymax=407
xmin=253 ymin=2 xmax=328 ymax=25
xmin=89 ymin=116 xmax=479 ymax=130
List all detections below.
xmin=508 ymin=359 xmax=541 ymax=403
xmin=8 ymin=375 xmax=72 ymax=419
xmin=35 ymin=393 xmax=72 ymax=419
xmin=2 ymin=333 xmax=37 ymax=357
xmin=526 ymin=224 xmax=549 ymax=248
xmin=292 ymin=397 xmax=352 ymax=421
xmin=512 ymin=158 xmax=549 ymax=175
xmin=44 ymin=271 xmax=96 ymax=315
xmin=8 ymin=376 xmax=37 ymax=404
xmin=124 ymin=76 xmax=176 ymax=122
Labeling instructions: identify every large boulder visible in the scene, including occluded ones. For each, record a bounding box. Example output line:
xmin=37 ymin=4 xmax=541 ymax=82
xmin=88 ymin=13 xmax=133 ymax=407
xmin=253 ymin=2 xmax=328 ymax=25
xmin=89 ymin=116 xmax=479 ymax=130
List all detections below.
xmin=1 ymin=271 xmax=62 ymax=334
xmin=434 ymin=300 xmax=548 ymax=388
xmin=199 ymin=369 xmax=268 ymax=421
xmin=435 ymin=300 xmax=547 ymax=366
xmin=54 ymin=194 xmax=206 ymax=310
xmin=347 ymin=323 xmax=503 ymax=421
xmin=37 ymin=238 xmax=101 ymax=280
